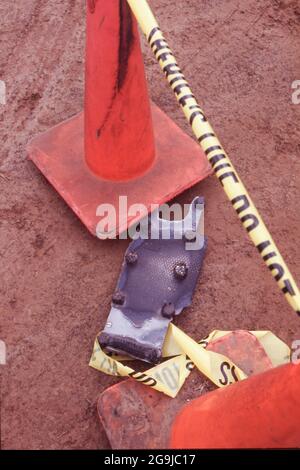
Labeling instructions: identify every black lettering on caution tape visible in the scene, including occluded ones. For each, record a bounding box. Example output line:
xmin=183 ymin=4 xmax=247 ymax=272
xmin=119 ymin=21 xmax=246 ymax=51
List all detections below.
xmin=240 ymin=213 xmax=259 ymax=233
xmin=256 ymin=242 xmax=296 ymax=295
xmin=219 ymin=171 xmax=239 ymax=186
xmin=151 ymin=39 xmax=169 ymax=54
xmin=205 ymin=145 xmax=223 ymax=156
xmin=163 ymin=63 xmax=181 ymax=77
xmin=179 ymin=94 xmax=195 ymax=106
xmin=129 ymin=371 xmax=157 ymax=387
xmin=231 ymin=194 xmax=250 ymax=214
xmin=282 ymin=279 xmax=296 ymax=296
xmin=188 ymin=104 xmax=207 ymax=124
xmin=148 ymin=27 xmax=161 ymax=44
xmin=209 ymin=153 xmax=226 ymax=168
xmin=214 ymin=163 xmax=232 ymax=173
xmin=256 ymin=240 xmax=271 ymax=253
xmin=173 ymin=82 xmax=189 ymax=95
xmin=198 ymin=132 xmax=216 ymax=143
xmin=268 ymin=263 xmax=284 ymax=282
xmin=263 ymin=252 xmax=276 ymax=261
xmin=219 ymin=361 xmax=239 ymax=386
xmin=189 ymin=110 xmax=207 ymax=125
xmin=156 ymin=51 xmax=173 ymax=62
xmin=169 ymin=75 xmax=185 ymax=87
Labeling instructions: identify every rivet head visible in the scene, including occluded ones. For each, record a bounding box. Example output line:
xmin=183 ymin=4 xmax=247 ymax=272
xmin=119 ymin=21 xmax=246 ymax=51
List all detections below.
xmin=125 ymin=251 xmax=138 ymax=265
xmin=174 ymin=262 xmax=188 ymax=280
xmin=184 ymin=231 xmax=197 ymax=242
xmin=112 ymin=291 xmax=125 ymax=306
xmin=161 ymin=302 xmax=176 ymax=319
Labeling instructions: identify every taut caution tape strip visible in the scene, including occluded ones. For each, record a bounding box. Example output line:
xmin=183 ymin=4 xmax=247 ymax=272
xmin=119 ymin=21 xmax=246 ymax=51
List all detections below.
xmin=90 ymin=325 xmax=290 ymax=398
xmin=126 ymin=0 xmax=300 ymax=317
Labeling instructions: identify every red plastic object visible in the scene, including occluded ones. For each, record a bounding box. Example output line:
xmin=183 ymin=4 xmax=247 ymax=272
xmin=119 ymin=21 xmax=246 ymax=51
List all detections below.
xmin=171 ymin=363 xmax=300 ymax=449
xmin=85 ymin=0 xmax=155 ymax=181
xmin=27 ymin=0 xmax=211 ymax=236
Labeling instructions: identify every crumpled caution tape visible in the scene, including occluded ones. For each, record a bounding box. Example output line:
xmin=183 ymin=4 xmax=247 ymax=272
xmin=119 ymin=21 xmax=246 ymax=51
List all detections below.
xmin=89 ymin=324 xmax=290 ymax=398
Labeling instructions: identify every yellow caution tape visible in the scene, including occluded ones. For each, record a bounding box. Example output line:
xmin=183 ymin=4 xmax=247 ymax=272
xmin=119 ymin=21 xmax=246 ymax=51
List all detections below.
xmin=89 ymin=324 xmax=290 ymax=398
xmin=126 ymin=0 xmax=300 ymax=317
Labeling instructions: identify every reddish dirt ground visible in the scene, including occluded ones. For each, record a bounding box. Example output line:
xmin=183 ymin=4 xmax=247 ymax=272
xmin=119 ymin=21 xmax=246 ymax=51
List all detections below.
xmin=1 ymin=0 xmax=300 ymax=450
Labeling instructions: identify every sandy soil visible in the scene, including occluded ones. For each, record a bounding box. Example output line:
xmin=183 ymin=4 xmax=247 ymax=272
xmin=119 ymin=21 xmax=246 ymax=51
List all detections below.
xmin=1 ymin=0 xmax=300 ymax=449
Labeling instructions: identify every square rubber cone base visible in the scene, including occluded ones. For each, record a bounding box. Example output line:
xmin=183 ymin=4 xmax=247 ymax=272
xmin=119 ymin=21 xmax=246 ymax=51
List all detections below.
xmin=28 ymin=103 xmax=211 ymax=236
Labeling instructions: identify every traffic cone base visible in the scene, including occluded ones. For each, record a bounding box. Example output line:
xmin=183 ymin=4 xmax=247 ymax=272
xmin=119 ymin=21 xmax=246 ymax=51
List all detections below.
xmin=28 ymin=103 xmax=211 ymax=236
xmin=28 ymin=1 xmax=211 ymax=235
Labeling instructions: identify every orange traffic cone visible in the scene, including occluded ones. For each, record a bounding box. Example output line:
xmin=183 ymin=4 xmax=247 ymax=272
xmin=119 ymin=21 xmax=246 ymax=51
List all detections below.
xmin=28 ymin=0 xmax=211 ymax=235
xmin=171 ymin=363 xmax=300 ymax=449
xmin=85 ymin=0 xmax=155 ymax=181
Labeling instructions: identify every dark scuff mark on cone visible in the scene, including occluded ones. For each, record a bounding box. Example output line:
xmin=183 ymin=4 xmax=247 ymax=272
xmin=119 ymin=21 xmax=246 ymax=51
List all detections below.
xmin=88 ymin=0 xmax=96 ymax=14
xmin=118 ymin=0 xmax=134 ymax=91
xmin=93 ymin=1 xmax=134 ymax=137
